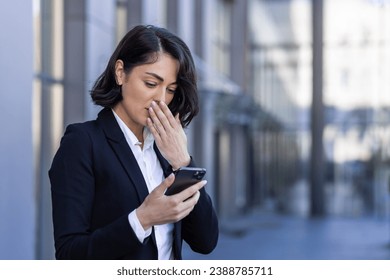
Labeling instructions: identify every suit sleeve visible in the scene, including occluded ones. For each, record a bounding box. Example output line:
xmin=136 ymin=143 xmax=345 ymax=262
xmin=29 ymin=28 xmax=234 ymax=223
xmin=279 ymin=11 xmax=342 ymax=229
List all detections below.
xmin=181 ymin=160 xmax=219 ymax=254
xmin=49 ymin=124 xmax=150 ymax=259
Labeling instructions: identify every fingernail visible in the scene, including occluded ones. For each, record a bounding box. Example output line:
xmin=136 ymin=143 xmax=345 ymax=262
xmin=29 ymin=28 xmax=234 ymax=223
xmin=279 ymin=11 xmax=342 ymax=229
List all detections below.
xmin=151 ymin=101 xmax=157 ymax=107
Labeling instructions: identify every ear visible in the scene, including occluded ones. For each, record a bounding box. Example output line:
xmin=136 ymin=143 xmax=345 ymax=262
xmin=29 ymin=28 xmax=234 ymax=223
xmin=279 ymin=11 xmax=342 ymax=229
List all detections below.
xmin=115 ymin=59 xmax=125 ymax=85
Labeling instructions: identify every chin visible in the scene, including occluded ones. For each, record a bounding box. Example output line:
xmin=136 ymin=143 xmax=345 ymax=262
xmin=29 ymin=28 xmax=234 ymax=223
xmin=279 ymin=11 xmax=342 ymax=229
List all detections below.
xmin=140 ymin=117 xmax=148 ymax=127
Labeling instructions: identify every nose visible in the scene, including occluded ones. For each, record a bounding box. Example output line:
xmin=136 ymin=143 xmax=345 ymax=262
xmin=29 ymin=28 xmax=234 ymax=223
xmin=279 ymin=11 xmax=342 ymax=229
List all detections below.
xmin=155 ymin=88 xmax=167 ymax=104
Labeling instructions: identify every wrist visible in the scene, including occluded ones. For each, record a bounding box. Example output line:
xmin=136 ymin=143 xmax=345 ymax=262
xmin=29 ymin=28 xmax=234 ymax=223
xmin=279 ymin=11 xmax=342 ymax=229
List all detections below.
xmin=171 ymin=156 xmax=191 ymax=171
xmin=136 ymin=206 xmax=151 ymax=231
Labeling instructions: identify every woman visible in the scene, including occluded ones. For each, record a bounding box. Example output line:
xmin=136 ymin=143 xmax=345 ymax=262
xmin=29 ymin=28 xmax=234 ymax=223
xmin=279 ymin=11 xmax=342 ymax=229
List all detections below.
xmin=49 ymin=25 xmax=218 ymax=260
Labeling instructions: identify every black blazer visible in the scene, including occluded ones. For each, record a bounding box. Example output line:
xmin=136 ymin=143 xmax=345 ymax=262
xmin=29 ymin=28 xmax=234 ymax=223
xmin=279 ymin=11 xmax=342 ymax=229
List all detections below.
xmin=49 ymin=108 xmax=218 ymax=259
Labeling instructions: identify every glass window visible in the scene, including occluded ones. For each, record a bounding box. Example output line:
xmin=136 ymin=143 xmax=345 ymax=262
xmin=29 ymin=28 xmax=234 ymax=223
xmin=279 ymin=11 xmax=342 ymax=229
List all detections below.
xmin=212 ymin=0 xmax=232 ymax=76
xmin=324 ymin=0 xmax=390 ymax=217
xmin=249 ymin=0 xmax=312 ymax=215
xmin=116 ymin=0 xmax=128 ymax=44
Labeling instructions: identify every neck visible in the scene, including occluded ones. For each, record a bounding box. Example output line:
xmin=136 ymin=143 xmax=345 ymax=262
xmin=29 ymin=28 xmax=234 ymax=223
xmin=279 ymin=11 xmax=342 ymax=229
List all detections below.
xmin=112 ymin=105 xmax=144 ymax=142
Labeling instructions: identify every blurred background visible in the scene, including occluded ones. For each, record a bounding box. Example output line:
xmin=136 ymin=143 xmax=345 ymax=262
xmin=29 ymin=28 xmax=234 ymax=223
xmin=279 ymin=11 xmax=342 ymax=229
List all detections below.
xmin=1 ymin=0 xmax=390 ymax=259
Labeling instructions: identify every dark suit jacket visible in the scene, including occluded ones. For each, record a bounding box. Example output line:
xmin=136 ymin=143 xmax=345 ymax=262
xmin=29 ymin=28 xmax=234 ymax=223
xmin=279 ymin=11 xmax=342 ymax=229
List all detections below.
xmin=49 ymin=108 xmax=218 ymax=259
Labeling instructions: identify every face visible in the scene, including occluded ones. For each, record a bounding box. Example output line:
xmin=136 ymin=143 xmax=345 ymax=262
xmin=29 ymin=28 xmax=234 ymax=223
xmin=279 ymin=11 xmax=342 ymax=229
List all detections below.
xmin=114 ymin=52 xmax=179 ymax=137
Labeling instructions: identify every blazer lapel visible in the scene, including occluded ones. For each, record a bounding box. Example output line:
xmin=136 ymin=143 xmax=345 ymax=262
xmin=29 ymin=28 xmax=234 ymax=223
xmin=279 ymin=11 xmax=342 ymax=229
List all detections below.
xmin=97 ymin=108 xmax=149 ymax=204
xmin=153 ymin=143 xmax=173 ymax=178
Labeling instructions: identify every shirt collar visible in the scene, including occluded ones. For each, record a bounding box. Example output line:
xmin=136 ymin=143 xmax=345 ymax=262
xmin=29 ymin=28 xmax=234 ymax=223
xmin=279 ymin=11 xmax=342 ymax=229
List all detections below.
xmin=143 ymin=128 xmax=154 ymax=150
xmin=112 ymin=109 xmax=154 ymax=149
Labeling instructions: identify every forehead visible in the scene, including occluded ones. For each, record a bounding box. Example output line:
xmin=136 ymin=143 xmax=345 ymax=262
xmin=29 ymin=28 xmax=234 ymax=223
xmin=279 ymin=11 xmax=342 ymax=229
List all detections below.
xmin=133 ymin=53 xmax=179 ymax=81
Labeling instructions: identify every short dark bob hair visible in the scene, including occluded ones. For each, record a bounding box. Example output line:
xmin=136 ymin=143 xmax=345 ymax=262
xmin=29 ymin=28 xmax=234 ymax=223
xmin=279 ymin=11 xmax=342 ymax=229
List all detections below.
xmin=91 ymin=25 xmax=199 ymax=127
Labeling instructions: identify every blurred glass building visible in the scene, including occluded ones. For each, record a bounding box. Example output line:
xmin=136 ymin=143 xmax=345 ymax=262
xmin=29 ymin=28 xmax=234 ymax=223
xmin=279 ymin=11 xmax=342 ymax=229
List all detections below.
xmin=1 ymin=0 xmax=390 ymax=259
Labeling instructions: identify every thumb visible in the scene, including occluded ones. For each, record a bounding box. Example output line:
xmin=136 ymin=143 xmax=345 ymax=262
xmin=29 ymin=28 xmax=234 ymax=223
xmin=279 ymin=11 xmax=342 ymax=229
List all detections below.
xmin=156 ymin=173 xmax=175 ymax=194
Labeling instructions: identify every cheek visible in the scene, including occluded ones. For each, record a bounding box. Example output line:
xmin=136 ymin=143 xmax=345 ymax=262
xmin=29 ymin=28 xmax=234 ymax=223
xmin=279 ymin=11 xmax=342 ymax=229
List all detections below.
xmin=120 ymin=85 xmax=132 ymax=99
xmin=165 ymin=94 xmax=175 ymax=106
xmin=121 ymin=85 xmax=143 ymax=104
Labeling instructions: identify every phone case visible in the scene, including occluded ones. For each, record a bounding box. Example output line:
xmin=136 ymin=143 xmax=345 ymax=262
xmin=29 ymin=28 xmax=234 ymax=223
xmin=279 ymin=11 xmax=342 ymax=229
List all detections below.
xmin=165 ymin=167 xmax=206 ymax=196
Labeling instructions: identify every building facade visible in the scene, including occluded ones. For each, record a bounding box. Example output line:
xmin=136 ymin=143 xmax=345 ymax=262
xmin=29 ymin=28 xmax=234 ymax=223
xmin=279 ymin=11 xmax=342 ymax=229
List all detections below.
xmin=1 ymin=0 xmax=390 ymax=259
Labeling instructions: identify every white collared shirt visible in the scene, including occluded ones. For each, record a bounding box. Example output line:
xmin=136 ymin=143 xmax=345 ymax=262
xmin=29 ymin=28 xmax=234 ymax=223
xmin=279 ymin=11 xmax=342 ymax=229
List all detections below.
xmin=112 ymin=110 xmax=174 ymax=260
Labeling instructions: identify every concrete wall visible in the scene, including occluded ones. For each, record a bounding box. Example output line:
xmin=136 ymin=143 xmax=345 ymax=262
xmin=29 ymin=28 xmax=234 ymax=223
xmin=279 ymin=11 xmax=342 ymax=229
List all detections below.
xmin=0 ymin=0 xmax=36 ymax=259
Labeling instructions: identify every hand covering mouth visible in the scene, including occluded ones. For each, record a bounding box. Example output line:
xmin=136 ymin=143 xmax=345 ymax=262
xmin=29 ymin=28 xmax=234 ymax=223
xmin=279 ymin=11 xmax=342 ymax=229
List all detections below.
xmin=145 ymin=100 xmax=160 ymax=111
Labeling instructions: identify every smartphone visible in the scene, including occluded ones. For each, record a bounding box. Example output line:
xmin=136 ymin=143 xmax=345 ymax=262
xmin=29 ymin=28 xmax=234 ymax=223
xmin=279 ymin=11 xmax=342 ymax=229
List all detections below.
xmin=165 ymin=167 xmax=206 ymax=196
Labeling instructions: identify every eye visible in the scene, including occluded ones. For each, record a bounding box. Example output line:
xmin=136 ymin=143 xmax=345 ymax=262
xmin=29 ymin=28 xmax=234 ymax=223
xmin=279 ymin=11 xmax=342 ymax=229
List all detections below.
xmin=144 ymin=81 xmax=157 ymax=88
xmin=167 ymin=88 xmax=176 ymax=94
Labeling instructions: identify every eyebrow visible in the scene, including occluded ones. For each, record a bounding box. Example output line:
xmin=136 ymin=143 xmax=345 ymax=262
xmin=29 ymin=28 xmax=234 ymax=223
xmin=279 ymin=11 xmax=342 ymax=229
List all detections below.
xmin=145 ymin=72 xmax=177 ymax=85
